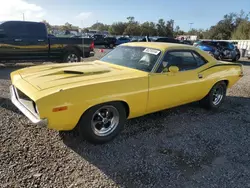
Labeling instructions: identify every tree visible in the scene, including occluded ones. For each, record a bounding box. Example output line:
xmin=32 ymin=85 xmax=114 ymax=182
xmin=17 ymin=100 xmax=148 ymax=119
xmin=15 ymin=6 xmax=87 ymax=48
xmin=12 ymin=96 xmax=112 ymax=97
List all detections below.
xmin=232 ymin=20 xmax=250 ymax=39
xmin=83 ymin=28 xmax=90 ymax=33
xmin=42 ymin=20 xmax=52 ymax=33
xmin=140 ymin=21 xmax=157 ymax=36
xmin=127 ymin=16 xmax=135 ymax=23
xmin=204 ymin=10 xmax=249 ymax=39
xmin=156 ymin=19 xmax=166 ymax=36
xmin=90 ymin=22 xmax=110 ymax=31
xmin=165 ymin=19 xmax=174 ymax=37
xmin=124 ymin=22 xmax=141 ymax=36
xmin=109 ymin=22 xmax=128 ymax=35
xmin=63 ymin=22 xmax=72 ymax=30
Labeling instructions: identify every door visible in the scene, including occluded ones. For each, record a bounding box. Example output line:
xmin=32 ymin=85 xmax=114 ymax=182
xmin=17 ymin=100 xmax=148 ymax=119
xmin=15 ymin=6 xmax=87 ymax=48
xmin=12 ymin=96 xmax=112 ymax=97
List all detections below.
xmin=0 ymin=21 xmax=48 ymax=61
xmin=147 ymin=50 xmax=208 ymax=113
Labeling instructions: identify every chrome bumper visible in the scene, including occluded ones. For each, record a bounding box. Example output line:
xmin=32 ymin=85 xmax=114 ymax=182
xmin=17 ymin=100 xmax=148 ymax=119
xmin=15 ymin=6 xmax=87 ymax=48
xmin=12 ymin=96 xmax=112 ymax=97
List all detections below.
xmin=10 ymin=85 xmax=47 ymax=125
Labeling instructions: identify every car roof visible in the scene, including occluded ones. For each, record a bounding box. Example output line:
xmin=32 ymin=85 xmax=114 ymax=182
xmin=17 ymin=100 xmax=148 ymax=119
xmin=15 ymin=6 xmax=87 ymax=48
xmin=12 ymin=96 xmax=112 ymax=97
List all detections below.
xmin=121 ymin=42 xmax=195 ymax=51
xmin=121 ymin=42 xmax=216 ymax=62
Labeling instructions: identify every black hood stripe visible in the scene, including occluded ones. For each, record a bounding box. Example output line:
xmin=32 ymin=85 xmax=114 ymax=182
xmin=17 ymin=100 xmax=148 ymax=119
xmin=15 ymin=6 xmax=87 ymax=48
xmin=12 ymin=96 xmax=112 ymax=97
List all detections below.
xmin=199 ymin=63 xmax=242 ymax=73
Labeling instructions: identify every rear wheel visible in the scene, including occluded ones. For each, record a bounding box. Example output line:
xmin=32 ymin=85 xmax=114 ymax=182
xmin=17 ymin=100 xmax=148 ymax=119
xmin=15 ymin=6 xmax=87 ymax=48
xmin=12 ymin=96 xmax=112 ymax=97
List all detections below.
xmin=76 ymin=102 xmax=126 ymax=144
xmin=62 ymin=51 xmax=81 ymax=63
xmin=200 ymin=81 xmax=227 ymax=109
xmin=109 ymin=43 xmax=114 ymax=48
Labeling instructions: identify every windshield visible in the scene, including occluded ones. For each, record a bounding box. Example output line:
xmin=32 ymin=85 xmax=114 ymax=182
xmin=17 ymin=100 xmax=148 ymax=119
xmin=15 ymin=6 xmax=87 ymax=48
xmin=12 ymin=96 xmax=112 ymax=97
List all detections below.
xmin=100 ymin=46 xmax=161 ymax=72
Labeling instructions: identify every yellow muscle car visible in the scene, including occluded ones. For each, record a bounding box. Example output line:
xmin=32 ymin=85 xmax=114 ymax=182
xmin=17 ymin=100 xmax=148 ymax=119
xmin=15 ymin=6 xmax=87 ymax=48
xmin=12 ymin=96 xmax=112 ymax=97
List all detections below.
xmin=10 ymin=42 xmax=243 ymax=144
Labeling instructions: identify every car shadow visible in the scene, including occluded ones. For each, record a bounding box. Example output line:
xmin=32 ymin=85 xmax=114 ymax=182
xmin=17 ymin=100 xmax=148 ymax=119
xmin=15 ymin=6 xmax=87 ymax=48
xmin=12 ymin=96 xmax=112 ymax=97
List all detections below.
xmin=238 ymin=59 xmax=250 ymax=66
xmin=0 ymin=97 xmax=23 ymax=115
xmin=0 ymin=64 xmax=35 ymax=80
xmin=61 ymin=96 xmax=250 ymax=187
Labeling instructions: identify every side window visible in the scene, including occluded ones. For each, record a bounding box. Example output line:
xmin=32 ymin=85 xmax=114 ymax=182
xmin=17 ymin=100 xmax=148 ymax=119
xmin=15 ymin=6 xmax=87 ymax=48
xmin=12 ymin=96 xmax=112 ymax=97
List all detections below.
xmin=0 ymin=23 xmax=5 ymax=38
xmin=228 ymin=43 xmax=235 ymax=50
xmin=157 ymin=51 xmax=206 ymax=73
xmin=1 ymin=22 xmax=46 ymax=38
xmin=25 ymin=23 xmax=46 ymax=38
xmin=2 ymin=22 xmax=27 ymax=37
xmin=192 ymin=52 xmax=207 ymax=66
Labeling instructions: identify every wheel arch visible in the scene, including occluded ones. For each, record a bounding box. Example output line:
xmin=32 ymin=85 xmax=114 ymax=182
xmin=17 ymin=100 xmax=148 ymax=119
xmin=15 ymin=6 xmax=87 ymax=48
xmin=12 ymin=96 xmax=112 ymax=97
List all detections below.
xmin=202 ymin=79 xmax=229 ymax=99
xmin=81 ymin=100 xmax=130 ymax=120
xmin=63 ymin=45 xmax=83 ymax=57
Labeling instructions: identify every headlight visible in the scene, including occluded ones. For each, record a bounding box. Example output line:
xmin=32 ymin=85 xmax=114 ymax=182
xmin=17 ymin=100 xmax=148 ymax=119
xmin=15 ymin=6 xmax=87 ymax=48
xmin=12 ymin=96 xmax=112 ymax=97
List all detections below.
xmin=34 ymin=103 xmax=40 ymax=116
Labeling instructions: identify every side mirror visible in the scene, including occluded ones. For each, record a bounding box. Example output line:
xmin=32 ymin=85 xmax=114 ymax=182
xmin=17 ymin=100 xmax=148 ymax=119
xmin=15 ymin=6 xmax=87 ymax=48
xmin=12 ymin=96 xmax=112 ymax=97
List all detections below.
xmin=169 ymin=66 xmax=179 ymax=73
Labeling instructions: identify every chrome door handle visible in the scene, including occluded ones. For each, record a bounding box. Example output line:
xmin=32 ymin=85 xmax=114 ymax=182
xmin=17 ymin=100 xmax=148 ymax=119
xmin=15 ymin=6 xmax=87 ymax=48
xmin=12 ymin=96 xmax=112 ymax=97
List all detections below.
xmin=38 ymin=39 xmax=45 ymax=42
xmin=14 ymin=39 xmax=22 ymax=42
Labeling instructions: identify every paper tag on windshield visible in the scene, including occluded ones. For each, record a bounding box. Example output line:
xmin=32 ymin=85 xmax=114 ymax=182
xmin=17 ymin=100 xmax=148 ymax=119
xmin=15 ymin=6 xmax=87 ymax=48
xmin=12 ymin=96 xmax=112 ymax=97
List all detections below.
xmin=143 ymin=48 xmax=160 ymax=55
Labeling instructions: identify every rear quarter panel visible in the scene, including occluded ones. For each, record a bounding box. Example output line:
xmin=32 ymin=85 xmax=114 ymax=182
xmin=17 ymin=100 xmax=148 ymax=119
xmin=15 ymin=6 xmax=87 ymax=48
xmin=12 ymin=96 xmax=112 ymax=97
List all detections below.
xmin=36 ymin=76 xmax=148 ymax=130
xmin=49 ymin=37 xmax=93 ymax=59
xmin=200 ymin=63 xmax=242 ymax=96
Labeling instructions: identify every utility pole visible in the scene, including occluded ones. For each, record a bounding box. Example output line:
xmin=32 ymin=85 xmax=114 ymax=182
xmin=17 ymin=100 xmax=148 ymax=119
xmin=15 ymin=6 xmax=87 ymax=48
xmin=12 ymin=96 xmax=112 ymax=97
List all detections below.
xmin=23 ymin=13 xmax=25 ymax=21
xmin=189 ymin=23 xmax=193 ymax=31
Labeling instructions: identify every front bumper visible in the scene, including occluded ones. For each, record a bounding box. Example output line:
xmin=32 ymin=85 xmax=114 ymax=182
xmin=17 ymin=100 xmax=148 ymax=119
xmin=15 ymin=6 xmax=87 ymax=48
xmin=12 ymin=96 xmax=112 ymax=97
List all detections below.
xmin=10 ymin=85 xmax=47 ymax=125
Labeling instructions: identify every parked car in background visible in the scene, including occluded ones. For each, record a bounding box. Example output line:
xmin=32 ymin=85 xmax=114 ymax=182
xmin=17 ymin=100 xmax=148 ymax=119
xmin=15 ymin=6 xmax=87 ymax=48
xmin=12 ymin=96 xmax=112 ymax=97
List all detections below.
xmin=196 ymin=41 xmax=240 ymax=61
xmin=247 ymin=50 xmax=250 ymax=59
xmin=180 ymin=40 xmax=193 ymax=45
xmin=0 ymin=21 xmax=94 ymax=63
xmin=91 ymin=34 xmax=117 ymax=48
xmin=10 ymin=42 xmax=243 ymax=144
xmin=193 ymin=40 xmax=202 ymax=47
xmin=153 ymin=37 xmax=180 ymax=43
xmin=115 ymin=37 xmax=131 ymax=45
xmin=130 ymin=37 xmax=139 ymax=42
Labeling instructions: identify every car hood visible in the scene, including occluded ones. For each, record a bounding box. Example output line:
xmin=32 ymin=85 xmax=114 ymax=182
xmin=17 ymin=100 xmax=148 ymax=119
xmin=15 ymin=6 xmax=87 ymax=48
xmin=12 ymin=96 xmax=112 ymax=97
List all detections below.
xmin=16 ymin=61 xmax=148 ymax=90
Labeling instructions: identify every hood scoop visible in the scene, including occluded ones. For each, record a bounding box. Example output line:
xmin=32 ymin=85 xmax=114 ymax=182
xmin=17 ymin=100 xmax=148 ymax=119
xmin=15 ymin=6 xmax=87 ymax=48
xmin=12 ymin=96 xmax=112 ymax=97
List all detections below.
xmin=63 ymin=67 xmax=111 ymax=76
xmin=64 ymin=70 xmax=84 ymax=74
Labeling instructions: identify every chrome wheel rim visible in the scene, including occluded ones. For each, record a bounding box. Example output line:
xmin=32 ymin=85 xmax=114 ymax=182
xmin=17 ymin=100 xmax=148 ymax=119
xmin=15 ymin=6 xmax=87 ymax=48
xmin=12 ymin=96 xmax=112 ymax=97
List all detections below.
xmin=91 ymin=105 xmax=119 ymax=137
xmin=212 ymin=85 xmax=224 ymax=105
xmin=67 ymin=54 xmax=78 ymax=63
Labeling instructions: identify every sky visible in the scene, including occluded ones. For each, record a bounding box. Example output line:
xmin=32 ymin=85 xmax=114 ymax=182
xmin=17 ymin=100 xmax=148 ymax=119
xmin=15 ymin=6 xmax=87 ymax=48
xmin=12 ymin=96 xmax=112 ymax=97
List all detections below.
xmin=0 ymin=0 xmax=250 ymax=31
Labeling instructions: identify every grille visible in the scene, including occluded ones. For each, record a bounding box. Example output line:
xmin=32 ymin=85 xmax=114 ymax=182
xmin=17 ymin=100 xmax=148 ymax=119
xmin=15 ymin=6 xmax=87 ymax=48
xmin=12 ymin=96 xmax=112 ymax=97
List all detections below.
xmin=16 ymin=88 xmax=31 ymax=101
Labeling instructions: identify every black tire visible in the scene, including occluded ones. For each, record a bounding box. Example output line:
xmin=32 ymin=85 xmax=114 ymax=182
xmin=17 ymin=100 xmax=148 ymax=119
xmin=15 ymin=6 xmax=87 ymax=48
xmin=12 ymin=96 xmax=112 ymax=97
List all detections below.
xmin=84 ymin=52 xmax=90 ymax=58
xmin=76 ymin=102 xmax=126 ymax=144
xmin=109 ymin=43 xmax=114 ymax=48
xmin=62 ymin=51 xmax=81 ymax=63
xmin=200 ymin=81 xmax=227 ymax=110
xmin=232 ymin=54 xmax=240 ymax=62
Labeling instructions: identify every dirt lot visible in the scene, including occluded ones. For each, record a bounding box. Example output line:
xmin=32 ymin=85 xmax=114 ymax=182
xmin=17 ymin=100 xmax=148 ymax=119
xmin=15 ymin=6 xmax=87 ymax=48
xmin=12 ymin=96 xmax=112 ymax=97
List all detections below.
xmin=0 ymin=51 xmax=250 ymax=188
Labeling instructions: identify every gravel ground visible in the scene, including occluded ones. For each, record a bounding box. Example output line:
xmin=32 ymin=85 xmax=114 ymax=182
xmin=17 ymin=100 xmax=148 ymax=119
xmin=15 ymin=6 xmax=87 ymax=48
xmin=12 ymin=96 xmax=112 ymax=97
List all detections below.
xmin=0 ymin=51 xmax=250 ymax=188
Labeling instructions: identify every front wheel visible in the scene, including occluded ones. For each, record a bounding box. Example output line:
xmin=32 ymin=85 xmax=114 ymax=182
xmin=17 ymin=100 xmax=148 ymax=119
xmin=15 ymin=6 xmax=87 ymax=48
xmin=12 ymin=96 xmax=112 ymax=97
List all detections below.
xmin=232 ymin=54 xmax=240 ymax=62
xmin=76 ymin=102 xmax=126 ymax=144
xmin=200 ymin=81 xmax=227 ymax=109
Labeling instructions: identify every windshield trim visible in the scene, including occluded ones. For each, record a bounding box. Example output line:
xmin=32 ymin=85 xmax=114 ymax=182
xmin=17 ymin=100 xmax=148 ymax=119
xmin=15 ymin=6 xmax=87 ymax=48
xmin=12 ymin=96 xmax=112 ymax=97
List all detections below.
xmin=100 ymin=45 xmax=163 ymax=73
